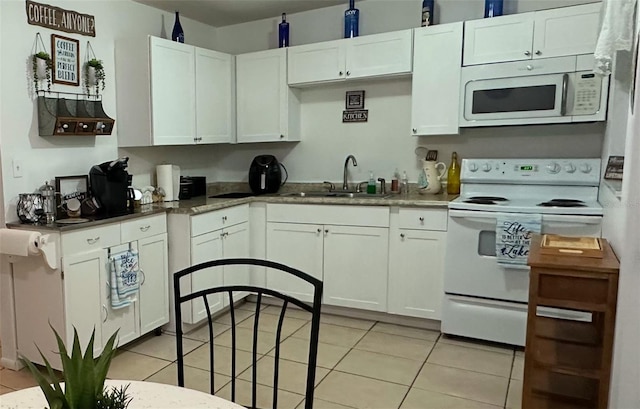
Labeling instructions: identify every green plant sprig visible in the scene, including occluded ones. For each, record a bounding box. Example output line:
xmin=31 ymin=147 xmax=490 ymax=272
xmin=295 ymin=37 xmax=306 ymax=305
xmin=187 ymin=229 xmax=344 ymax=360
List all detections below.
xmin=85 ymin=58 xmax=106 ymax=95
xmin=32 ymin=52 xmax=52 ymax=92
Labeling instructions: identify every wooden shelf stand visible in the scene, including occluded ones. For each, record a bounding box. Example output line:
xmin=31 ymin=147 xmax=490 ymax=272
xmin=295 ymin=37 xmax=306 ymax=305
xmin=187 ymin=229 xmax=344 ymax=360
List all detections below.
xmin=524 ymin=235 xmax=620 ymax=409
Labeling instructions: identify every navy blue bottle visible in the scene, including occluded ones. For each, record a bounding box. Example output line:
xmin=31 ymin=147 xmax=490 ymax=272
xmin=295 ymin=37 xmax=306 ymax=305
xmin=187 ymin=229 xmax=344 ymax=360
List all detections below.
xmin=344 ymin=0 xmax=359 ymax=38
xmin=279 ymin=13 xmax=289 ymax=48
xmin=484 ymin=0 xmax=503 ymax=18
xmin=172 ymin=11 xmax=185 ymax=43
xmin=421 ymin=0 xmax=434 ymax=27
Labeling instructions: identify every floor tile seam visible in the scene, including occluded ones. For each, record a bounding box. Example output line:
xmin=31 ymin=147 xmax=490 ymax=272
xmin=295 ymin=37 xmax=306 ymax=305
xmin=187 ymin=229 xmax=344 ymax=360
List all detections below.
xmin=319 ymin=319 xmax=376 ymax=331
xmin=141 ymin=359 xmax=176 ymax=382
xmin=115 ymin=349 xmax=174 ymax=365
xmin=370 ymin=323 xmax=442 ymax=342
xmin=329 ymin=368 xmax=417 ymax=388
xmin=437 ymin=339 xmax=516 ymax=356
xmin=433 ymin=341 xmax=517 ymax=360
xmin=409 ymin=382 xmax=506 ymax=408
xmin=336 ymin=346 xmax=429 ymax=365
xmin=0 ymin=385 xmax=17 ymax=391
xmin=420 ymin=361 xmax=511 ymax=380
xmin=396 ymin=332 xmax=439 ymax=409
xmin=232 ymin=363 xmax=332 ymax=395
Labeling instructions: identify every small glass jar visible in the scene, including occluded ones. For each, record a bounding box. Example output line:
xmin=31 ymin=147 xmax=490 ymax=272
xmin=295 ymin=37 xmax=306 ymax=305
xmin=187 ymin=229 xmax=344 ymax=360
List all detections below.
xmin=40 ymin=181 xmax=56 ymax=224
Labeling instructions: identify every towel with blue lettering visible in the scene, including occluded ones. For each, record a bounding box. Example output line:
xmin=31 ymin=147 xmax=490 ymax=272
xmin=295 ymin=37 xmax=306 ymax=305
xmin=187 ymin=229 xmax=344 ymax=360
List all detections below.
xmin=496 ymin=214 xmax=542 ymax=268
xmin=109 ymin=250 xmax=139 ymax=309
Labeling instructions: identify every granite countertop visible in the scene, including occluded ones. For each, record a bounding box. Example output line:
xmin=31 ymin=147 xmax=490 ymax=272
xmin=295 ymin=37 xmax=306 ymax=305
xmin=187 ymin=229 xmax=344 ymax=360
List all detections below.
xmin=6 ymin=184 xmax=455 ymax=231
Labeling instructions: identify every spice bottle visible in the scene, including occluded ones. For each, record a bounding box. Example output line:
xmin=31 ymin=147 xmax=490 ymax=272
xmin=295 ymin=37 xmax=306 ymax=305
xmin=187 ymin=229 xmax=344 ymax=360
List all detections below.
xmin=447 ymin=152 xmax=461 ymax=195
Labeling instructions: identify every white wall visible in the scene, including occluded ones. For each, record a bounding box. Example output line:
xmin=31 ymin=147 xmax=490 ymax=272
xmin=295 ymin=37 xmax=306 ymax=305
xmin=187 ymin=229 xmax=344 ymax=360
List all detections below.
xmin=0 ymin=0 xmax=217 ymax=222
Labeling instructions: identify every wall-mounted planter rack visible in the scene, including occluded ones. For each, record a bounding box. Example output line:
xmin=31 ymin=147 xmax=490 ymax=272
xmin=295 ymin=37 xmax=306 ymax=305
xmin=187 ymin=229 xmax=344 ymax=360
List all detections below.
xmin=37 ymin=92 xmax=115 ymax=136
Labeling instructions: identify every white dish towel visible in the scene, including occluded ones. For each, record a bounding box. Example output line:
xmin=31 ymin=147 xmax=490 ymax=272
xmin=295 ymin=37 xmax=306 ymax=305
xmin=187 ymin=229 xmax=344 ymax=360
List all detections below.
xmin=496 ymin=214 xmax=542 ymax=268
xmin=109 ymin=250 xmax=139 ymax=309
xmin=594 ymin=0 xmax=637 ymax=75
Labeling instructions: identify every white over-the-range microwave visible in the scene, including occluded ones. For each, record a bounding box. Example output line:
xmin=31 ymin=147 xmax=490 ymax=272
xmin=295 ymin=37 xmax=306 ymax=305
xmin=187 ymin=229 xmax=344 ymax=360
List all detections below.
xmin=459 ymin=55 xmax=610 ymax=127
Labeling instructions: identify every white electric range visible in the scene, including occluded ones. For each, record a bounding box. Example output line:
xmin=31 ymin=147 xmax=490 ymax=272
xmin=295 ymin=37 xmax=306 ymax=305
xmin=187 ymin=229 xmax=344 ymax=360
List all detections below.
xmin=442 ymin=158 xmax=603 ymax=346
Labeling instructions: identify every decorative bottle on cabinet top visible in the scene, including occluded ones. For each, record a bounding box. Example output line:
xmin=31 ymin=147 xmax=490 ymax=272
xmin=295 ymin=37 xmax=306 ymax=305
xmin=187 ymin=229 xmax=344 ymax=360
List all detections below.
xmin=447 ymin=152 xmax=461 ymax=195
xmin=421 ymin=0 xmax=434 ymax=27
xmin=344 ymin=0 xmax=359 ymax=38
xmin=172 ymin=11 xmax=185 ymax=43
xmin=279 ymin=13 xmax=290 ymax=47
xmin=484 ymin=0 xmax=504 ymax=18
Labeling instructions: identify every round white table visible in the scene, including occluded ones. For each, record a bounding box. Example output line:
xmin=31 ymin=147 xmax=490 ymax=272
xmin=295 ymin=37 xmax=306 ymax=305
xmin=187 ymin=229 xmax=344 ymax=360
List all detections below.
xmin=0 ymin=380 xmax=243 ymax=409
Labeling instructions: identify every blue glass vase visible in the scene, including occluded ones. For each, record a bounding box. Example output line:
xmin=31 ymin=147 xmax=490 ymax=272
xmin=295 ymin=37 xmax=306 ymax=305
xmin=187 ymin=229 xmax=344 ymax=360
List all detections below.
xmin=172 ymin=11 xmax=185 ymax=43
xmin=484 ymin=0 xmax=504 ymax=18
xmin=279 ymin=13 xmax=289 ymax=48
xmin=344 ymin=0 xmax=359 ymax=38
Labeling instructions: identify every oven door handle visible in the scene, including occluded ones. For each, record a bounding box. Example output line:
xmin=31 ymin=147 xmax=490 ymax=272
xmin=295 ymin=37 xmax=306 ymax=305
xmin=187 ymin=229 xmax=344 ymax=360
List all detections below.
xmin=450 ymin=210 xmax=602 ymax=225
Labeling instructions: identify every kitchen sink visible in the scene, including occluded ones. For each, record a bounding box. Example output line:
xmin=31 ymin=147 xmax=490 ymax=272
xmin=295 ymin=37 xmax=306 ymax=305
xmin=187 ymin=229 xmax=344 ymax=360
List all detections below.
xmin=278 ymin=191 xmax=392 ymax=199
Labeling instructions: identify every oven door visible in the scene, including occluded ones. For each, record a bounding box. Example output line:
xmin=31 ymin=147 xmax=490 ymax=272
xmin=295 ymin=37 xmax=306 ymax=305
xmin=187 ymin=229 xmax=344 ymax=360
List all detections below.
xmin=444 ymin=209 xmax=602 ymax=303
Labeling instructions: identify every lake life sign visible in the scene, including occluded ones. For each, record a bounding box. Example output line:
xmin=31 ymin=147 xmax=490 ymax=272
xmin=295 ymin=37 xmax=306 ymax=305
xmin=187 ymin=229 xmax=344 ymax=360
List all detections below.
xmin=52 ymin=34 xmax=79 ymax=85
xmin=26 ymin=0 xmax=96 ymax=37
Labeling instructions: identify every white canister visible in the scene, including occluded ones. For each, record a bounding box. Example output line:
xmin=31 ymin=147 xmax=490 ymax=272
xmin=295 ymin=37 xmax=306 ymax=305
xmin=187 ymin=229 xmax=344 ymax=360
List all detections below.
xmin=417 ymin=160 xmax=446 ymax=194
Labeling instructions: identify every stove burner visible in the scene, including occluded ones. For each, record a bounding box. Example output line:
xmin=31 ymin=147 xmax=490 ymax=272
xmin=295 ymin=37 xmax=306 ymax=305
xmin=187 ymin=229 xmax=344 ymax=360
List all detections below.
xmin=464 ymin=199 xmax=501 ymax=205
xmin=468 ymin=196 xmax=508 ymax=201
xmin=538 ymin=199 xmax=587 ymax=208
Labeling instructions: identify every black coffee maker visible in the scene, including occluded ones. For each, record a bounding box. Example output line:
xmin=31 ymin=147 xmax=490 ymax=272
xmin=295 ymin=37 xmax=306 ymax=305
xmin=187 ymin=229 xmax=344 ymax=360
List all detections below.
xmin=249 ymin=155 xmax=287 ymax=194
xmin=89 ymin=157 xmax=132 ymax=215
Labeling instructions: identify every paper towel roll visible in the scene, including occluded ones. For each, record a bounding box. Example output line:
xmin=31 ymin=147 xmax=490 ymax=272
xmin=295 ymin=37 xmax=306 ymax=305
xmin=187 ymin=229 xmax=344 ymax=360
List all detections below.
xmin=0 ymin=229 xmax=41 ymax=256
xmin=156 ymin=164 xmax=180 ymax=202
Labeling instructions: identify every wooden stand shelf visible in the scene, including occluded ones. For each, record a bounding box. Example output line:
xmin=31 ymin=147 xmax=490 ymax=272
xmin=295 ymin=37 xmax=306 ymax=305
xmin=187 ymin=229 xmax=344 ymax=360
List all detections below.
xmin=524 ymin=235 xmax=620 ymax=409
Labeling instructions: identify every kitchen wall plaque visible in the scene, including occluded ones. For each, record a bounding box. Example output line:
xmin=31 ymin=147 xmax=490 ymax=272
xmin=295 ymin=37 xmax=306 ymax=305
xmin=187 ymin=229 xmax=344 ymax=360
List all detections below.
xmin=343 ymin=90 xmax=368 ymax=122
xmin=51 ymin=34 xmax=79 ymax=86
xmin=604 ymin=156 xmax=624 ymax=180
xmin=26 ymin=1 xmax=96 ymax=37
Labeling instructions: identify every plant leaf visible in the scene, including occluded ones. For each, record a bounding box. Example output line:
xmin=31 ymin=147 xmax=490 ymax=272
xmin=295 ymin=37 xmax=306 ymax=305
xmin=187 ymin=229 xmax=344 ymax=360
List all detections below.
xmin=18 ymin=355 xmax=65 ymax=408
xmin=35 ymin=345 xmax=65 ymax=400
xmin=76 ymin=329 xmax=98 ymax=409
xmin=51 ymin=325 xmax=79 ymax=408
xmin=94 ymin=330 xmax=119 ymax=396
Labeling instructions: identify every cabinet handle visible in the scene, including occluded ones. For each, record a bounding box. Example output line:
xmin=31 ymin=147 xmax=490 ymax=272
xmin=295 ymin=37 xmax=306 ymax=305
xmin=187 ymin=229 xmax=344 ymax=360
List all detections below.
xmin=400 ymin=233 xmax=405 ymax=239
xmin=524 ymin=50 xmax=531 ymax=56
xmin=102 ymin=305 xmax=108 ymax=323
xmin=324 ymin=229 xmax=329 ymax=234
xmin=317 ymin=228 xmax=322 ymax=233
xmin=535 ymin=50 xmax=542 ymax=56
xmin=339 ymin=71 xmax=344 ymax=76
xmin=346 ymin=71 xmax=351 ymax=76
xmin=87 ymin=237 xmax=100 ymax=245
xmin=140 ymin=270 xmax=146 ymax=285
xmin=280 ymin=134 xmax=285 ymax=139
xmin=419 ymin=217 xmax=424 ymax=222
xmin=412 ymin=128 xmax=417 ymax=133
xmin=139 ymin=225 xmax=151 ymax=232
xmin=222 ymin=216 xmax=227 ymax=222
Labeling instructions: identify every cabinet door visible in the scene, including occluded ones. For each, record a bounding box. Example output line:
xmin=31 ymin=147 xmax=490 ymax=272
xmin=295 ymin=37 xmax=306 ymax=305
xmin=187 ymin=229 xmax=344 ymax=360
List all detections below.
xmin=236 ymin=49 xmax=288 ymax=143
xmin=287 ymin=40 xmax=346 ymax=85
xmin=195 ymin=48 xmax=235 ymax=144
xmin=411 ymin=23 xmax=463 ymax=136
xmin=346 ymin=30 xmax=413 ymax=79
xmin=266 ymin=222 xmax=324 ymax=303
xmin=63 ymin=250 xmax=105 ymax=356
xmin=222 ymin=222 xmax=251 ymax=304
xmin=190 ymin=231 xmax=225 ymax=323
xmin=323 ymin=225 xmax=389 ymax=311
xmin=463 ymin=14 xmax=534 ymax=66
xmin=149 ymin=36 xmax=196 ymax=145
xmin=532 ymin=3 xmax=601 ymax=60
xmin=138 ymin=233 xmax=169 ymax=334
xmin=388 ymin=229 xmax=446 ymax=320
xmin=100 ymin=244 xmax=140 ymax=347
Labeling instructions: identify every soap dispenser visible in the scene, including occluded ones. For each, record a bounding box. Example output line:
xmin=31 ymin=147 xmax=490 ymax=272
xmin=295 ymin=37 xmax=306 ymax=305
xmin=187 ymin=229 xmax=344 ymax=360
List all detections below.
xmin=367 ymin=171 xmax=376 ymax=194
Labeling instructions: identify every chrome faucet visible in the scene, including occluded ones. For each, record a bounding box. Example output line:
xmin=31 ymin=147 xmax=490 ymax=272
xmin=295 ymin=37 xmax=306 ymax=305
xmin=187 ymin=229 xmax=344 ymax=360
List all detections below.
xmin=342 ymin=155 xmax=358 ymax=190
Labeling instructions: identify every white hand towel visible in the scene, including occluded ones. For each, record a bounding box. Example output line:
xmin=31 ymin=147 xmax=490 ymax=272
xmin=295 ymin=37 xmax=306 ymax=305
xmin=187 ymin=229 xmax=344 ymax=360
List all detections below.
xmin=594 ymin=0 xmax=637 ymax=75
xmin=109 ymin=250 xmax=139 ymax=309
xmin=496 ymin=213 xmax=542 ymax=268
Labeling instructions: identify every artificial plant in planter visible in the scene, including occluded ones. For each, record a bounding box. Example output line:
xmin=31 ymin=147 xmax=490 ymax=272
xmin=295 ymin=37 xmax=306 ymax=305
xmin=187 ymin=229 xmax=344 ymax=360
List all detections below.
xmin=32 ymin=51 xmax=52 ymax=92
xmin=19 ymin=326 xmax=131 ymax=409
xmin=85 ymin=58 xmax=106 ymax=95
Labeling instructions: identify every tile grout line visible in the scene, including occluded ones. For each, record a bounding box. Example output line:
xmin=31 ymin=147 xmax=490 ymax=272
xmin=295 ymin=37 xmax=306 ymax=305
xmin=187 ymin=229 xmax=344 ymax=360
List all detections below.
xmin=395 ymin=332 xmax=442 ymax=409
xmin=503 ymin=352 xmax=517 ymax=409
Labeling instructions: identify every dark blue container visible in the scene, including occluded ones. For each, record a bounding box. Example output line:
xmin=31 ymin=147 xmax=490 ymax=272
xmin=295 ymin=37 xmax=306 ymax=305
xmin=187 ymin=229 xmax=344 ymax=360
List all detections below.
xmin=172 ymin=11 xmax=185 ymax=43
xmin=484 ymin=0 xmax=504 ymax=18
xmin=344 ymin=0 xmax=359 ymax=38
xmin=279 ymin=13 xmax=289 ymax=48
xmin=421 ymin=0 xmax=435 ymax=26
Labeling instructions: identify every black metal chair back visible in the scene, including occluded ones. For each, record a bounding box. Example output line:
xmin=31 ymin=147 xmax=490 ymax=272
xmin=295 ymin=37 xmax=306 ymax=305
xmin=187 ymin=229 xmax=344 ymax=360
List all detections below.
xmin=174 ymin=258 xmax=323 ymax=409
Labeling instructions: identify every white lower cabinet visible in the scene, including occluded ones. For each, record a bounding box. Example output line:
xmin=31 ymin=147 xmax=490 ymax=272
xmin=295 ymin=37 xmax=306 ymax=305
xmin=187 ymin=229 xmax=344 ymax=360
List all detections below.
xmin=388 ymin=208 xmax=447 ymax=320
xmin=265 ymin=204 xmax=390 ymax=312
xmin=190 ymin=230 xmax=225 ymax=323
xmin=138 ymin=233 xmax=169 ymax=334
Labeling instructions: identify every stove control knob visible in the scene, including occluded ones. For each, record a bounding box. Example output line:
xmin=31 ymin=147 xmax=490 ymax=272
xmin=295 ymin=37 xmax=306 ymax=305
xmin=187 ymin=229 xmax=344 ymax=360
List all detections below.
xmin=580 ymin=163 xmax=593 ymax=173
xmin=564 ymin=163 xmax=576 ymax=173
xmin=547 ymin=162 xmax=561 ymax=174
xmin=482 ymin=163 xmax=492 ymax=172
xmin=468 ymin=163 xmax=479 ymax=172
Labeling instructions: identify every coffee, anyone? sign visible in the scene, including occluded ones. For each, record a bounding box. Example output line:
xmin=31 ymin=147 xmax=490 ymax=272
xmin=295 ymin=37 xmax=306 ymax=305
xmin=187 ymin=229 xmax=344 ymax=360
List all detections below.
xmin=26 ymin=0 xmax=96 ymax=37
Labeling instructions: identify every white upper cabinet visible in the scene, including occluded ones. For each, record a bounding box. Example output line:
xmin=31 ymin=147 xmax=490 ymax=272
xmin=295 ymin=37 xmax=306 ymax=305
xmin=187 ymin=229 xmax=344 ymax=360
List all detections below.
xmin=411 ymin=22 xmax=463 ymax=136
xmin=150 ymin=38 xmax=197 ymax=145
xmin=463 ymin=3 xmax=601 ymax=66
xmin=116 ymin=36 xmax=234 ymax=147
xmin=287 ymin=29 xmax=413 ymax=86
xmin=236 ymin=48 xmax=301 ymax=143
xmin=195 ymin=48 xmax=235 ymax=144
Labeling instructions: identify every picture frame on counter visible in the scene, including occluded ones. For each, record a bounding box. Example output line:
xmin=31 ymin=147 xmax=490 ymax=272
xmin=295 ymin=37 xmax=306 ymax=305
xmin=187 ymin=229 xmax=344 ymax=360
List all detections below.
xmin=51 ymin=34 xmax=80 ymax=86
xmin=55 ymin=175 xmax=88 ymax=218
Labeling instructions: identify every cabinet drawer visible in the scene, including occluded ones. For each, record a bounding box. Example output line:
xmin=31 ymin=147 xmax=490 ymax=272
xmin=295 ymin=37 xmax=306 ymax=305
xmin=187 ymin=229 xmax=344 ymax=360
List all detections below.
xmin=121 ymin=213 xmax=167 ymax=242
xmin=191 ymin=204 xmax=249 ymax=237
xmin=398 ymin=208 xmax=447 ymax=231
xmin=62 ymin=224 xmax=121 ymax=256
xmin=267 ymin=204 xmax=389 ymax=227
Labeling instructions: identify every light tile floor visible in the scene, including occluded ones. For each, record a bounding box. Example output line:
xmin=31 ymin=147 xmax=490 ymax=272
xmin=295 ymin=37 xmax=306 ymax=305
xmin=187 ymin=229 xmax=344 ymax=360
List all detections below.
xmin=0 ymin=302 xmax=524 ymax=409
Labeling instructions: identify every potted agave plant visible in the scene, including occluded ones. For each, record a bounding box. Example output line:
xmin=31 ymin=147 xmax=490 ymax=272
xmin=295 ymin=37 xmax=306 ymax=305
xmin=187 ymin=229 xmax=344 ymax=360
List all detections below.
xmin=20 ymin=326 xmax=132 ymax=409
xmin=33 ymin=51 xmax=52 ymax=92
xmin=85 ymin=58 xmax=106 ymax=95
